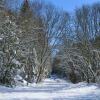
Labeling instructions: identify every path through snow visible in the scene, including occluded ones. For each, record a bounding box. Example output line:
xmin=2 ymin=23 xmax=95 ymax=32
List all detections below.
xmin=0 ymin=77 xmax=100 ymax=100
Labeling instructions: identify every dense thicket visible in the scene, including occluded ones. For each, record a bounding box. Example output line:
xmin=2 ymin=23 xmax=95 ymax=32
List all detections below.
xmin=0 ymin=0 xmax=100 ymax=86
xmin=53 ymin=3 xmax=100 ymax=83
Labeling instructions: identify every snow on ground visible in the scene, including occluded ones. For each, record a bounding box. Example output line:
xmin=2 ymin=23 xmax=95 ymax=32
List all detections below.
xmin=0 ymin=77 xmax=100 ymax=100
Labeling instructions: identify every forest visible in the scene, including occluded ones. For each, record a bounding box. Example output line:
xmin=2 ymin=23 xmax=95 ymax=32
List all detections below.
xmin=0 ymin=0 xmax=100 ymax=87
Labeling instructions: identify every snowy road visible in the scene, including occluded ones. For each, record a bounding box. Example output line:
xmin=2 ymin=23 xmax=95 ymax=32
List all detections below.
xmin=0 ymin=78 xmax=100 ymax=100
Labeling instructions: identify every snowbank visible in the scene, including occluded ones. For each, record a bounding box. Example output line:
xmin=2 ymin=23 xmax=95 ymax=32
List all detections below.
xmin=0 ymin=78 xmax=100 ymax=100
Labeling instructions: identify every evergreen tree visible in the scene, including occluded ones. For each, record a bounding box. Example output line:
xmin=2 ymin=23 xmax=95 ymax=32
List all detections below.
xmin=0 ymin=7 xmax=20 ymax=86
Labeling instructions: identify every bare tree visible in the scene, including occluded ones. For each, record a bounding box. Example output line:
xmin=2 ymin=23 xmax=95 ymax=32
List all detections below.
xmin=75 ymin=4 xmax=100 ymax=83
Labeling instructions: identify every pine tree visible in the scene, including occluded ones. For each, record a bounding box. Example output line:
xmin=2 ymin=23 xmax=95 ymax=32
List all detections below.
xmin=18 ymin=0 xmax=51 ymax=83
xmin=17 ymin=0 xmax=35 ymax=83
xmin=0 ymin=8 xmax=20 ymax=86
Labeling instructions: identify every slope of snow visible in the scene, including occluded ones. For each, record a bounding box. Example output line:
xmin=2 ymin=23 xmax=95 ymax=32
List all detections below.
xmin=0 ymin=77 xmax=100 ymax=100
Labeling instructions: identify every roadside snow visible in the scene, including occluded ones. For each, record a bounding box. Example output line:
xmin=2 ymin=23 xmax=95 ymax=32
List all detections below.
xmin=0 ymin=77 xmax=100 ymax=100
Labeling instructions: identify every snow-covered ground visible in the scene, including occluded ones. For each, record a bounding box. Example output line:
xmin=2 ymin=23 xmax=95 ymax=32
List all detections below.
xmin=0 ymin=77 xmax=100 ymax=100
